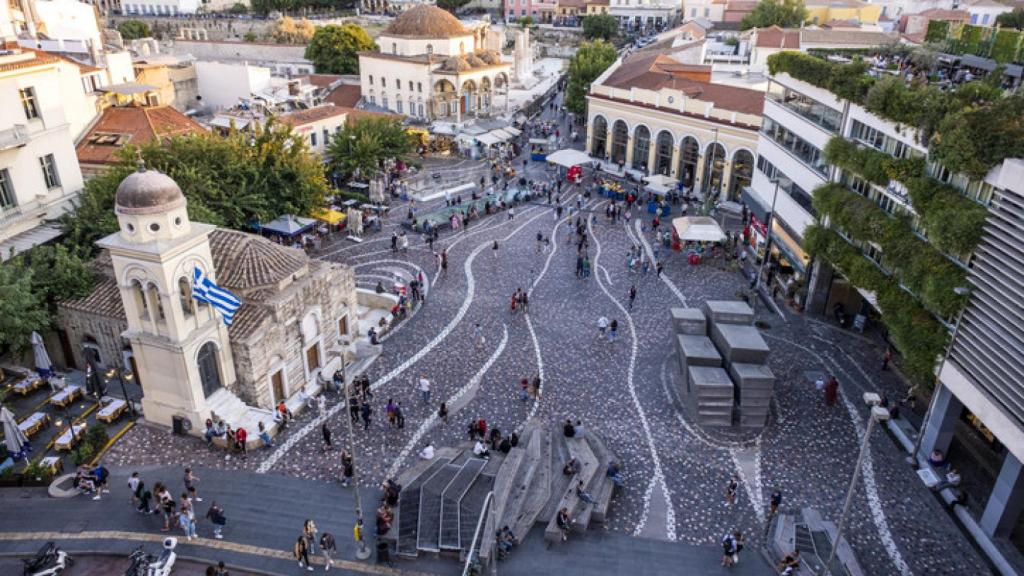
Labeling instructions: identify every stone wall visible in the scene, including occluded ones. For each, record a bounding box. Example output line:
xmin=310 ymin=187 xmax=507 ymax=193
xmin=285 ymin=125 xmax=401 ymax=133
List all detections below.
xmin=56 ymin=308 xmax=129 ymax=372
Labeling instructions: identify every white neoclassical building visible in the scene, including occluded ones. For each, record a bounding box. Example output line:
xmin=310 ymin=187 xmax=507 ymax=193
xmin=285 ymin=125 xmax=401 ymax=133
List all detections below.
xmin=586 ymin=48 xmax=764 ymax=202
xmin=357 ymin=5 xmax=512 ymax=123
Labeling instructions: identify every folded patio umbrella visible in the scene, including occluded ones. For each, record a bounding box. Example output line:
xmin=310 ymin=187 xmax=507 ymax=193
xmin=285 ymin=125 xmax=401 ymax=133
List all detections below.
xmin=30 ymin=331 xmax=52 ymax=379
xmin=1 ymin=406 xmax=30 ymax=460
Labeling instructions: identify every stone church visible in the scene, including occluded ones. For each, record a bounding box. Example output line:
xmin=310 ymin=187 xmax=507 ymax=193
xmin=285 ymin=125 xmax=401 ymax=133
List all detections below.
xmin=57 ymin=167 xmax=359 ymax=436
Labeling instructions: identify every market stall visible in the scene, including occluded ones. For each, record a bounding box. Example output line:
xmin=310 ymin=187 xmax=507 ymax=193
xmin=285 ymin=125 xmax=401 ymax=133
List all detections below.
xmin=529 ymin=137 xmax=555 ymax=161
xmin=597 ymin=178 xmax=626 ymax=200
xmin=312 ymin=208 xmax=347 ymax=233
xmin=672 ymin=216 xmax=727 ymax=264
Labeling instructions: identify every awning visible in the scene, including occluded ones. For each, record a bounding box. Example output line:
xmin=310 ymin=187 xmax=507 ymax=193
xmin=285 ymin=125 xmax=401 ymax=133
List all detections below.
xmin=546 ymin=148 xmax=593 ymax=168
xmin=489 ymin=128 xmax=515 ymax=142
xmin=644 ymin=174 xmax=679 ymax=195
xmin=0 ymin=223 xmax=62 ymax=262
xmin=959 ymin=54 xmax=997 ymax=71
xmin=503 ymin=126 xmax=522 ymax=137
xmin=672 ymin=216 xmax=726 ymax=243
xmin=210 ymin=116 xmax=251 ymax=129
xmin=529 ymin=138 xmax=550 ymax=145
xmin=259 ymin=214 xmax=317 ymax=237
xmin=476 ymin=132 xmax=501 ymax=146
xmin=312 ymin=208 xmax=346 ymax=225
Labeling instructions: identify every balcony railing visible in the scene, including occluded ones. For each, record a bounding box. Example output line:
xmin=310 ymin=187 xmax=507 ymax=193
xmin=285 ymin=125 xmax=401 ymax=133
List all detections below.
xmin=0 ymin=125 xmax=29 ymax=151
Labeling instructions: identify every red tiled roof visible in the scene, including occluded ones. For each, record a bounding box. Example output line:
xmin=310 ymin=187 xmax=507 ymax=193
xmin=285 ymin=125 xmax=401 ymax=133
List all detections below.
xmin=76 ymin=105 xmax=206 ymax=166
xmin=279 ymin=105 xmax=348 ymax=127
xmin=917 ymin=8 xmax=970 ymax=20
xmin=325 ymin=84 xmax=362 ymax=108
xmin=754 ymin=25 xmax=801 ymax=48
xmin=300 ymin=74 xmax=344 ymax=88
xmin=600 ymin=50 xmax=764 ymax=116
xmin=0 ymin=51 xmax=59 ymax=73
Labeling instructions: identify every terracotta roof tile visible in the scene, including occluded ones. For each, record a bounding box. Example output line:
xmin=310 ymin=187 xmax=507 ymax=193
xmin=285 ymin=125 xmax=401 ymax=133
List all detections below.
xmin=0 ymin=51 xmax=60 ymax=73
xmin=76 ymin=106 xmax=206 ymax=166
xmin=325 ymin=84 xmax=362 ymax=108
xmin=208 ymin=229 xmax=307 ymax=293
xmin=61 ymin=277 xmax=125 ymax=317
xmin=279 ymin=105 xmax=348 ymax=127
xmin=227 ymin=303 xmax=271 ymax=340
xmin=300 ymin=74 xmax=344 ymax=88
xmin=754 ymin=26 xmax=801 ymax=48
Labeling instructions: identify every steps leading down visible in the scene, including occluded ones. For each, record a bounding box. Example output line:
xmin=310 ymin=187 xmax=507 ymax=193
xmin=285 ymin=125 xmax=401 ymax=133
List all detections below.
xmin=440 ymin=458 xmax=487 ymax=550
xmin=396 ymin=457 xmax=453 ymax=557
xmin=417 ymin=463 xmax=462 ymax=553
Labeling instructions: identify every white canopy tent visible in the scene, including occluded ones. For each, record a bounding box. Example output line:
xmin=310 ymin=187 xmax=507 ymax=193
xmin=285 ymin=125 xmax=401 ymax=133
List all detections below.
xmin=672 ymin=216 xmax=727 ymax=243
xmin=546 ymin=148 xmax=593 ymax=168
xmin=644 ymin=174 xmax=679 ymax=196
xmin=475 ymin=132 xmax=502 ymax=146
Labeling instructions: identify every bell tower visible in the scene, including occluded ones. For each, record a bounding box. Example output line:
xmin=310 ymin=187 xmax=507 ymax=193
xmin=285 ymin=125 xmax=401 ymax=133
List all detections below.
xmin=97 ymin=165 xmax=238 ymax=433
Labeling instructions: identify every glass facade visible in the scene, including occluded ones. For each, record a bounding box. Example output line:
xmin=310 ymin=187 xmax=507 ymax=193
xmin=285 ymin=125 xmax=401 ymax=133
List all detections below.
xmin=756 ymin=155 xmax=815 ymax=215
xmin=768 ymin=84 xmax=841 ymax=133
xmin=761 ymin=117 xmax=828 ymax=176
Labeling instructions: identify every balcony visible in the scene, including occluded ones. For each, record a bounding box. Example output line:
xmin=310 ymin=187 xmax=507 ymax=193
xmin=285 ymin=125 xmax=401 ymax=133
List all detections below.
xmin=0 ymin=125 xmax=29 ymax=151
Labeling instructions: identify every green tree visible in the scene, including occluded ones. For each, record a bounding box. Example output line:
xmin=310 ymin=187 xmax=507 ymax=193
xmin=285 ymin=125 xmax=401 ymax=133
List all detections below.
xmin=117 ymin=20 xmax=152 ymax=40
xmin=566 ymin=39 xmax=618 ymax=115
xmin=0 ymin=265 xmax=50 ymax=355
xmin=243 ymin=31 xmax=259 ymax=42
xmin=61 ymin=123 xmax=328 ymax=255
xmin=582 ymin=14 xmax=618 ymax=41
xmin=8 ymin=245 xmax=95 ymax=312
xmin=996 ymin=7 xmax=1024 ymax=30
xmin=228 ymin=2 xmax=249 ymax=13
xmin=327 ymin=117 xmax=416 ymax=183
xmin=305 ymin=23 xmax=376 ymax=75
xmin=740 ymin=0 xmax=807 ymax=30
xmin=517 ymin=16 xmax=535 ymax=27
xmin=436 ymin=0 xmax=470 ymax=13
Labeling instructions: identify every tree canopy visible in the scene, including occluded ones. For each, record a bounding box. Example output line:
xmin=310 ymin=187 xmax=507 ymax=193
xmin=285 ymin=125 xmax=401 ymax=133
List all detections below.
xmin=996 ymin=7 xmax=1024 ymax=30
xmin=61 ymin=122 xmax=328 ymax=255
xmin=270 ymin=16 xmax=316 ymax=44
xmin=566 ymin=40 xmax=618 ymax=115
xmin=740 ymin=0 xmax=807 ymax=30
xmin=117 ymin=20 xmax=152 ymax=40
xmin=436 ymin=0 xmax=470 ymax=13
xmin=327 ymin=117 xmax=417 ymax=183
xmin=582 ymin=14 xmax=618 ymax=41
xmin=305 ymin=23 xmax=376 ymax=75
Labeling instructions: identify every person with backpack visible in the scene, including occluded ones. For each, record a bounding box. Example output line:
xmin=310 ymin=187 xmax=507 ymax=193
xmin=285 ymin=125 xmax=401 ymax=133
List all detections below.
xmin=294 ymin=535 xmax=313 ymax=571
xmin=721 ymin=532 xmax=737 ymax=567
xmin=206 ymin=502 xmax=226 ymax=539
xmin=320 ymin=532 xmax=337 ymax=571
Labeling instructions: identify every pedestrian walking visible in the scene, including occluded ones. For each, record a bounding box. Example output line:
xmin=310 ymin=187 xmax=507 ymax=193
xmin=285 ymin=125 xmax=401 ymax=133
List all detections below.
xmin=656 ymin=261 xmax=664 ymax=277
xmin=418 ymin=375 xmax=431 ymax=403
xmin=320 ymin=532 xmax=337 ymax=571
xmin=304 ymin=519 xmax=318 ymax=554
xmin=474 ymin=323 xmax=485 ymax=349
xmin=340 ymin=451 xmax=354 ymax=487
xmin=520 ymin=377 xmax=530 ymax=402
xmin=438 ymin=402 xmax=449 ymax=425
xmin=609 ymin=319 xmax=618 ymax=342
xmin=184 ymin=467 xmax=202 ymax=502
xmin=770 ymin=490 xmax=782 ymax=515
xmin=492 ymin=239 xmax=499 ymax=258
xmin=824 ymin=376 xmax=839 ymax=407
xmin=353 ymin=517 xmax=365 ymax=553
xmin=136 ymin=481 xmax=153 ymax=515
xmin=128 ymin=471 xmax=141 ymax=508
xmin=597 ymin=315 xmax=609 ymax=338
xmin=386 ymin=398 xmax=398 ymax=428
xmin=628 ymin=285 xmax=637 ymax=309
xmin=721 ymin=532 xmax=737 ymax=567
xmin=882 ymin=348 xmax=892 ymax=371
xmin=321 ymin=423 xmax=333 ymax=452
xmin=178 ymin=500 xmax=198 ymax=541
xmin=725 ymin=474 xmax=738 ymax=505
xmin=205 ymin=502 xmax=226 ymax=539
xmin=295 ymin=535 xmax=313 ymax=571
xmin=360 ymin=399 xmax=372 ymax=431
xmin=317 ymin=394 xmax=327 ymax=419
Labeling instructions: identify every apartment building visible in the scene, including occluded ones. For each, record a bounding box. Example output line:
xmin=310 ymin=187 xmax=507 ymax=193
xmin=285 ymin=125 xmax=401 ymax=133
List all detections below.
xmin=608 ymin=0 xmax=680 ymax=31
xmin=0 ymin=48 xmax=86 ymax=259
xmin=751 ymin=50 xmax=1024 ymax=559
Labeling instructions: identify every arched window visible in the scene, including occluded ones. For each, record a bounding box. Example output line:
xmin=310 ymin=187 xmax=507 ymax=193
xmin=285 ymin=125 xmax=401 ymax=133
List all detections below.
xmin=131 ymin=280 xmax=149 ymax=323
xmin=147 ymin=284 xmax=165 ymax=322
xmin=395 ymin=78 xmax=400 ymax=89
xmin=392 ymin=42 xmax=397 ymax=54
xmin=408 ymin=80 xmax=414 ymax=91
xmin=368 ymin=75 xmax=374 ymax=85
xmin=178 ymin=277 xmax=193 ymax=318
xmin=417 ymin=82 xmax=422 ymax=93
xmin=382 ymin=93 xmax=389 ymax=108
xmin=410 ymin=98 xmax=416 ymax=116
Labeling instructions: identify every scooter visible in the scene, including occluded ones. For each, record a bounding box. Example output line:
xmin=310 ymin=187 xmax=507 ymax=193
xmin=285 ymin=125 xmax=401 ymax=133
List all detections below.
xmin=146 ymin=537 xmax=177 ymax=576
xmin=22 ymin=542 xmax=72 ymax=576
xmin=124 ymin=545 xmax=151 ymax=576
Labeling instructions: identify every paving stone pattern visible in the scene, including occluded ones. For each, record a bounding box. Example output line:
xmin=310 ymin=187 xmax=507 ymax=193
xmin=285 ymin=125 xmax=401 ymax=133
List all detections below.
xmin=102 ymin=103 xmax=991 ymax=575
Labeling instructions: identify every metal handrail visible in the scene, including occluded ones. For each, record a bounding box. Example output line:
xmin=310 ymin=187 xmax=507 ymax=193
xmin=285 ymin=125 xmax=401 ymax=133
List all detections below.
xmin=461 ymin=491 xmax=494 ymax=576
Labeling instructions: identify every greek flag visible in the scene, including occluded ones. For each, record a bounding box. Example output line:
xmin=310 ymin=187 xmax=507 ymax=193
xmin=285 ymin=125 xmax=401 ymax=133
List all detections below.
xmin=192 ymin=267 xmax=241 ymax=326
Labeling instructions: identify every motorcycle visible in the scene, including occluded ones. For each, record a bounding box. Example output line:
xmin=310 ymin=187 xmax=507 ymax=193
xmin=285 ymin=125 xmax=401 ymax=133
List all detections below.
xmin=124 ymin=537 xmax=177 ymax=576
xmin=22 ymin=542 xmax=72 ymax=576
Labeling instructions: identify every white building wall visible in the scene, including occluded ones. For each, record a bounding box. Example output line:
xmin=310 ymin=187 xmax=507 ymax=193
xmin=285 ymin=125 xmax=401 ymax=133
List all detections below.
xmin=33 ymin=0 xmax=102 ymax=47
xmin=291 ymin=115 xmax=348 ymax=157
xmin=195 ymin=61 xmax=271 ymax=111
xmin=359 ymin=56 xmax=435 ymax=118
xmin=122 ymin=0 xmax=200 ymax=15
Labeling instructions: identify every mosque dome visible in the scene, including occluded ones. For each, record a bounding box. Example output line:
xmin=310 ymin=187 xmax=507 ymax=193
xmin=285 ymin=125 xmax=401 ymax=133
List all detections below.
xmin=115 ymin=166 xmax=186 ymax=215
xmin=383 ymin=5 xmax=468 ymax=38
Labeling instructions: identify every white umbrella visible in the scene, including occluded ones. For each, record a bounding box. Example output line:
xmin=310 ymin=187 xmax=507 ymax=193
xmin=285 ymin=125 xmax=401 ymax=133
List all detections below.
xmin=672 ymin=216 xmax=727 ymax=243
xmin=30 ymin=331 xmax=52 ymax=378
xmin=1 ymin=406 xmax=29 ymax=459
xmin=546 ymin=149 xmax=593 ymax=169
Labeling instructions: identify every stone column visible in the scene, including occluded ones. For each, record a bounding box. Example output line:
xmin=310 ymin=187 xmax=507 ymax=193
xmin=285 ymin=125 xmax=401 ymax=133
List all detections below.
xmin=981 ymin=452 xmax=1024 ymax=538
xmin=917 ymin=383 xmax=963 ymax=465
xmin=624 ymin=136 xmax=634 ymax=169
xmin=669 ymin=145 xmax=681 ymax=178
xmin=585 ymin=122 xmax=594 ymax=155
xmin=456 ymin=92 xmax=462 ymax=124
xmin=694 ymin=154 xmax=706 ymax=192
xmin=719 ymin=160 xmax=733 ymax=201
xmin=647 ymin=140 xmax=658 ymax=175
xmin=605 ymin=127 xmax=613 ymax=160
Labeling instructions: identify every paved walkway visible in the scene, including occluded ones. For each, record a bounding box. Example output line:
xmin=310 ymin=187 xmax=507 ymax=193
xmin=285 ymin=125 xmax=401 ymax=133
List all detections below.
xmin=92 ymin=94 xmax=994 ymax=574
xmin=0 ymin=466 xmax=771 ymax=575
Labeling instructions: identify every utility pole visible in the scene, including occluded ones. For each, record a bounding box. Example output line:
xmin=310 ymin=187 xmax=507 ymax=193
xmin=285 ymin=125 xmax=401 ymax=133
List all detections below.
xmin=334 ymin=348 xmax=371 ymax=560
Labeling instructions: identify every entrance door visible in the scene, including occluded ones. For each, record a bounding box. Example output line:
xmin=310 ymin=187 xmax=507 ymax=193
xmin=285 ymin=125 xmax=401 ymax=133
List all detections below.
xmin=305 ymin=344 xmax=320 ymax=377
xmin=271 ymin=370 xmax=285 ymax=404
xmin=197 ymin=342 xmax=223 ymax=398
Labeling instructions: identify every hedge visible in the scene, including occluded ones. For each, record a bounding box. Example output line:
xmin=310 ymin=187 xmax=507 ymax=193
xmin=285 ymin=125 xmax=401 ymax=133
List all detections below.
xmin=991 ymin=29 xmax=1022 ymax=64
xmin=824 ymin=138 xmax=925 ymax=187
xmin=903 ymin=177 xmax=989 ymax=254
xmin=958 ymin=24 xmax=987 ymax=56
xmin=925 ymin=20 xmax=949 ymax=44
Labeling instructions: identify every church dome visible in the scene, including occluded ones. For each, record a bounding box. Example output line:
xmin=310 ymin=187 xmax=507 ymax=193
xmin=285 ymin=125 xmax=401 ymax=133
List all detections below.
xmin=115 ymin=167 xmax=186 ymax=215
xmin=442 ymin=56 xmax=472 ymax=72
xmin=383 ymin=5 xmax=468 ymax=38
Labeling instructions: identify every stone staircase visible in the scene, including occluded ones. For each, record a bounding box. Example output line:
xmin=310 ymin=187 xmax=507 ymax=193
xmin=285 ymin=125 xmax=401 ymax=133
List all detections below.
xmin=384 ymin=423 xmax=620 ymax=567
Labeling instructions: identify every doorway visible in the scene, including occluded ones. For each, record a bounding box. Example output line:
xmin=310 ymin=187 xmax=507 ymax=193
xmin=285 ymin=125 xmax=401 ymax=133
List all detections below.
xmin=197 ymin=342 xmax=223 ymax=398
xmin=271 ymin=370 xmax=285 ymax=404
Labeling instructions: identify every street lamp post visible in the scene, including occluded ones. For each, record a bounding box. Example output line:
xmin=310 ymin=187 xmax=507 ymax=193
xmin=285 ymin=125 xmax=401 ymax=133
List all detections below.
xmin=756 ymin=177 xmax=786 ymax=294
xmin=909 ymin=286 xmax=971 ymax=467
xmin=332 ymin=347 xmax=371 ymax=561
xmin=826 ymin=393 xmax=891 ymax=574
xmin=105 ymin=367 xmax=137 ymax=419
